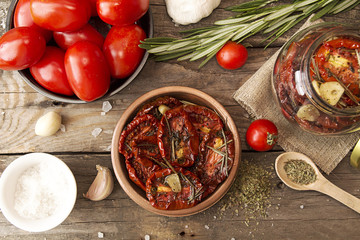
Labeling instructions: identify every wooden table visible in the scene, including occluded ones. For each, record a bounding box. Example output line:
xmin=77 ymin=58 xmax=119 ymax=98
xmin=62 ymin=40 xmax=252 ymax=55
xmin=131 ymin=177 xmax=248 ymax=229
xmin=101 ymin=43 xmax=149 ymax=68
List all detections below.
xmin=1 ymin=0 xmax=360 ymax=239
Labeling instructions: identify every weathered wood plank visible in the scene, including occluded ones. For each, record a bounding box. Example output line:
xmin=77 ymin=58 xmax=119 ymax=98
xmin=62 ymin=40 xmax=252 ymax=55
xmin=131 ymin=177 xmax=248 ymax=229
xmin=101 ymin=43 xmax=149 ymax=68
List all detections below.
xmin=0 ymin=46 xmax=278 ymax=154
xmin=1 ymin=152 xmax=359 ymax=239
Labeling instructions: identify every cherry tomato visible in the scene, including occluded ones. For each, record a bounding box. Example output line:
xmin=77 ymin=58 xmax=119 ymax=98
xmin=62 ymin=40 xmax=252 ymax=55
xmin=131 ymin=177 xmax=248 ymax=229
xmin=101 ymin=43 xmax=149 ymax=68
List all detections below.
xmin=246 ymin=119 xmax=278 ymax=151
xmin=216 ymin=41 xmax=248 ymax=70
xmin=97 ymin=0 xmax=149 ymax=26
xmin=0 ymin=27 xmax=46 ymax=71
xmin=103 ymin=24 xmax=146 ymax=79
xmin=30 ymin=0 xmax=91 ymax=32
xmin=64 ymin=41 xmax=110 ymax=101
xmin=14 ymin=0 xmax=52 ymax=42
xmin=30 ymin=46 xmax=73 ymax=96
xmin=53 ymin=24 xmax=104 ymax=50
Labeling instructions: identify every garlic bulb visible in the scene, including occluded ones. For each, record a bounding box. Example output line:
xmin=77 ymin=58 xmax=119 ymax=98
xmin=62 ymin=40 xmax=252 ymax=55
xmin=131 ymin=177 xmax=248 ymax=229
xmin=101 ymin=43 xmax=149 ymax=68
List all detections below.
xmin=165 ymin=0 xmax=221 ymax=25
xmin=83 ymin=165 xmax=114 ymax=201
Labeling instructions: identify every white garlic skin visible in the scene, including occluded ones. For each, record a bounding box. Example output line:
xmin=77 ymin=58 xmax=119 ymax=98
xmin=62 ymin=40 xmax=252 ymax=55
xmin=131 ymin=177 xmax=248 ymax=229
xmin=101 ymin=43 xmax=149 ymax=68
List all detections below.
xmin=165 ymin=0 xmax=221 ymax=25
xmin=35 ymin=111 xmax=62 ymax=136
xmin=83 ymin=165 xmax=114 ymax=201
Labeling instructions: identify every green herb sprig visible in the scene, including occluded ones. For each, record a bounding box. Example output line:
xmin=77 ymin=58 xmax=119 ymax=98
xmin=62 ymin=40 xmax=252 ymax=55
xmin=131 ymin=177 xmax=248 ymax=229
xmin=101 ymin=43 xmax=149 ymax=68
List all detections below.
xmin=140 ymin=0 xmax=360 ymax=68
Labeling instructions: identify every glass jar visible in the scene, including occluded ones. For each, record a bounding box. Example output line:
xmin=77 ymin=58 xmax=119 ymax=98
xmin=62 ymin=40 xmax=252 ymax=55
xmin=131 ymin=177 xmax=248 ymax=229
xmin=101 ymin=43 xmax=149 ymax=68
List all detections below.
xmin=272 ymin=22 xmax=360 ymax=135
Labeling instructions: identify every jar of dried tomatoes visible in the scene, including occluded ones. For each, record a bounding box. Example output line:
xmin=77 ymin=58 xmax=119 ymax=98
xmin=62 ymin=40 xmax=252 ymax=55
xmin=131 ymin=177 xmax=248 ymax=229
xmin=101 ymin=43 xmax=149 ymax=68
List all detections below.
xmin=272 ymin=22 xmax=360 ymax=135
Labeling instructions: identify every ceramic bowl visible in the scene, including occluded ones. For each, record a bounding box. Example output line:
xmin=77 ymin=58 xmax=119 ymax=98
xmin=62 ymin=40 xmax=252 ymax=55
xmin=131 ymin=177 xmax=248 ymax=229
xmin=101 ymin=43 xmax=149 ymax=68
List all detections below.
xmin=111 ymin=86 xmax=241 ymax=217
xmin=0 ymin=153 xmax=77 ymax=232
xmin=5 ymin=0 xmax=153 ymax=103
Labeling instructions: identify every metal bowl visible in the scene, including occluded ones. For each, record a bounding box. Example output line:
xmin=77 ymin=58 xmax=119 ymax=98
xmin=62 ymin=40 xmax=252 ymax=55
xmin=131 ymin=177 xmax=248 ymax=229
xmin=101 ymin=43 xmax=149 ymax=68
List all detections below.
xmin=5 ymin=0 xmax=153 ymax=103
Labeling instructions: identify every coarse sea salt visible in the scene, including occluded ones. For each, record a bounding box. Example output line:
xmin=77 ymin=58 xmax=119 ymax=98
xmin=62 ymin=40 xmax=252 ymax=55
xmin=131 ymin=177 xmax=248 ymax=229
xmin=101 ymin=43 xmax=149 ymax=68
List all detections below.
xmin=14 ymin=161 xmax=71 ymax=219
xmin=102 ymin=101 xmax=112 ymax=113
xmin=92 ymin=128 xmax=103 ymax=137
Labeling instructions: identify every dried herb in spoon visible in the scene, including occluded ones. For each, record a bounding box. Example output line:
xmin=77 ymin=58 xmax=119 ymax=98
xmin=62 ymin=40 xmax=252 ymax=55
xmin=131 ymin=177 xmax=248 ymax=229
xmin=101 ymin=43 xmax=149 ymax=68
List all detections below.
xmin=284 ymin=159 xmax=317 ymax=185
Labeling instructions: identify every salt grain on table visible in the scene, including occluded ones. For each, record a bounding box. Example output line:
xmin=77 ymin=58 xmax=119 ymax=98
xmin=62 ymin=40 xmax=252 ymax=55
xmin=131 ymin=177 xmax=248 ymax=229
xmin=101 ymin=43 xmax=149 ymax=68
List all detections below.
xmin=60 ymin=124 xmax=66 ymax=132
xmin=204 ymin=225 xmax=209 ymax=230
xmin=102 ymin=101 xmax=112 ymax=113
xmin=97 ymin=232 xmax=104 ymax=238
xmin=92 ymin=128 xmax=102 ymax=137
xmin=144 ymin=234 xmax=150 ymax=240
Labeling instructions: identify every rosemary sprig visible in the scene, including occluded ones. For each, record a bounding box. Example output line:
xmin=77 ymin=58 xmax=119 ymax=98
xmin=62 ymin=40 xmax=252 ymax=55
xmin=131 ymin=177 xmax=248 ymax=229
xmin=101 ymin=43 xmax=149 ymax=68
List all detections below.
xmin=148 ymin=156 xmax=168 ymax=169
xmin=311 ymin=57 xmax=324 ymax=83
xmin=140 ymin=0 xmax=360 ymax=68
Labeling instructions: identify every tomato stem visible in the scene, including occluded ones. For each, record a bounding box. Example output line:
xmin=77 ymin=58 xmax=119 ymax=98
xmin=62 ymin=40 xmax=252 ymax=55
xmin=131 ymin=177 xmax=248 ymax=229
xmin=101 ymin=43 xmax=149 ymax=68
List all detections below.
xmin=266 ymin=132 xmax=277 ymax=146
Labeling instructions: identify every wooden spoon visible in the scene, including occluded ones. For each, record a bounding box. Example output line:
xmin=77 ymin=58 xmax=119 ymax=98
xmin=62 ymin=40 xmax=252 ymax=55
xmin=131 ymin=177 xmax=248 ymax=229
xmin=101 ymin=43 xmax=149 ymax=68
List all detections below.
xmin=275 ymin=152 xmax=360 ymax=214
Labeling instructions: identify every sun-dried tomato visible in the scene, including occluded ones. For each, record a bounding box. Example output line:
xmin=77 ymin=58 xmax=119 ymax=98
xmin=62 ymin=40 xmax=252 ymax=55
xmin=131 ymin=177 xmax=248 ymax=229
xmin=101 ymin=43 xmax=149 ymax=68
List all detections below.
xmin=119 ymin=114 xmax=159 ymax=158
xmin=126 ymin=150 xmax=162 ymax=191
xmin=193 ymin=131 xmax=234 ymax=197
xmin=183 ymin=104 xmax=223 ymax=136
xmin=314 ymin=37 xmax=360 ymax=97
xmin=136 ymin=96 xmax=183 ymax=119
xmin=146 ymin=168 xmax=203 ymax=210
xmin=157 ymin=106 xmax=199 ymax=167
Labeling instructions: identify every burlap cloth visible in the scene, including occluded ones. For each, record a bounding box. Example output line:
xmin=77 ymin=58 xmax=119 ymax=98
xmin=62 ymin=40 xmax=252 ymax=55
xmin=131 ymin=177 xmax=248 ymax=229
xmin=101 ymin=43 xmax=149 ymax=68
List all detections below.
xmin=233 ymin=17 xmax=360 ymax=174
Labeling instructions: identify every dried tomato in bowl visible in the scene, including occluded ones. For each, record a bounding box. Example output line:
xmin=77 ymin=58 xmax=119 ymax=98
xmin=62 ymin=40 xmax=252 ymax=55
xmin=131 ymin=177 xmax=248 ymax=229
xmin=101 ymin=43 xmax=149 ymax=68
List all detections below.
xmin=118 ymin=96 xmax=235 ymax=210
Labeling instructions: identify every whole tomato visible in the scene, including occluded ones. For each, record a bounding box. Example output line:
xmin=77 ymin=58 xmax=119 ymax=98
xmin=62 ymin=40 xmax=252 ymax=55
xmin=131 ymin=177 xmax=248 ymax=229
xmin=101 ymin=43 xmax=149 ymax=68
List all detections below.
xmin=53 ymin=24 xmax=105 ymax=50
xmin=0 ymin=27 xmax=46 ymax=71
xmin=97 ymin=0 xmax=149 ymax=26
xmin=246 ymin=119 xmax=278 ymax=152
xmin=30 ymin=46 xmax=74 ymax=96
xmin=90 ymin=0 xmax=98 ymax=16
xmin=14 ymin=0 xmax=52 ymax=42
xmin=216 ymin=41 xmax=248 ymax=70
xmin=64 ymin=41 xmax=110 ymax=101
xmin=103 ymin=24 xmax=146 ymax=79
xmin=30 ymin=0 xmax=91 ymax=32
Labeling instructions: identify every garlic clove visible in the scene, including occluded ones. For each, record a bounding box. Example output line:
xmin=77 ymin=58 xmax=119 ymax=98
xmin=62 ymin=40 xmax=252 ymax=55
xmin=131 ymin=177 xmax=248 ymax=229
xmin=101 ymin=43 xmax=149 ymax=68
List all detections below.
xmin=296 ymin=104 xmax=320 ymax=122
xmin=83 ymin=165 xmax=114 ymax=201
xmin=165 ymin=173 xmax=182 ymax=192
xmin=158 ymin=104 xmax=170 ymax=115
xmin=319 ymin=81 xmax=344 ymax=106
xmin=35 ymin=111 xmax=62 ymax=136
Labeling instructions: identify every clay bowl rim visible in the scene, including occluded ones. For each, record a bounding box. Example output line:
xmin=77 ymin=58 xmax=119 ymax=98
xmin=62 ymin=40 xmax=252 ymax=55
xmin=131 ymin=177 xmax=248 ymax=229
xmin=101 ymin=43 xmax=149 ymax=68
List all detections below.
xmin=111 ymin=86 xmax=241 ymax=217
xmin=5 ymin=0 xmax=153 ymax=104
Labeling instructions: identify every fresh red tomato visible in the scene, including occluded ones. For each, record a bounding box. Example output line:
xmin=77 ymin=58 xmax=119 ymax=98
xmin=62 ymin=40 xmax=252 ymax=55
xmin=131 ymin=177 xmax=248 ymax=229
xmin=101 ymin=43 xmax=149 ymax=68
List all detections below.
xmin=53 ymin=24 xmax=104 ymax=50
xmin=0 ymin=27 xmax=46 ymax=71
xmin=64 ymin=41 xmax=110 ymax=101
xmin=97 ymin=0 xmax=149 ymax=26
xmin=14 ymin=0 xmax=52 ymax=42
xmin=216 ymin=41 xmax=248 ymax=70
xmin=246 ymin=119 xmax=278 ymax=152
xmin=103 ymin=24 xmax=146 ymax=79
xmin=30 ymin=0 xmax=91 ymax=32
xmin=90 ymin=0 xmax=98 ymax=16
xmin=30 ymin=46 xmax=74 ymax=96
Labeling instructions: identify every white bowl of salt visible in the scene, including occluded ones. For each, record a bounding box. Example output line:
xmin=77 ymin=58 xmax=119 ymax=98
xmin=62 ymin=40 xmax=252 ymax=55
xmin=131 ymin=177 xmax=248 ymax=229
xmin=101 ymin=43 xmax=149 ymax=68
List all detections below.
xmin=0 ymin=153 xmax=77 ymax=232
